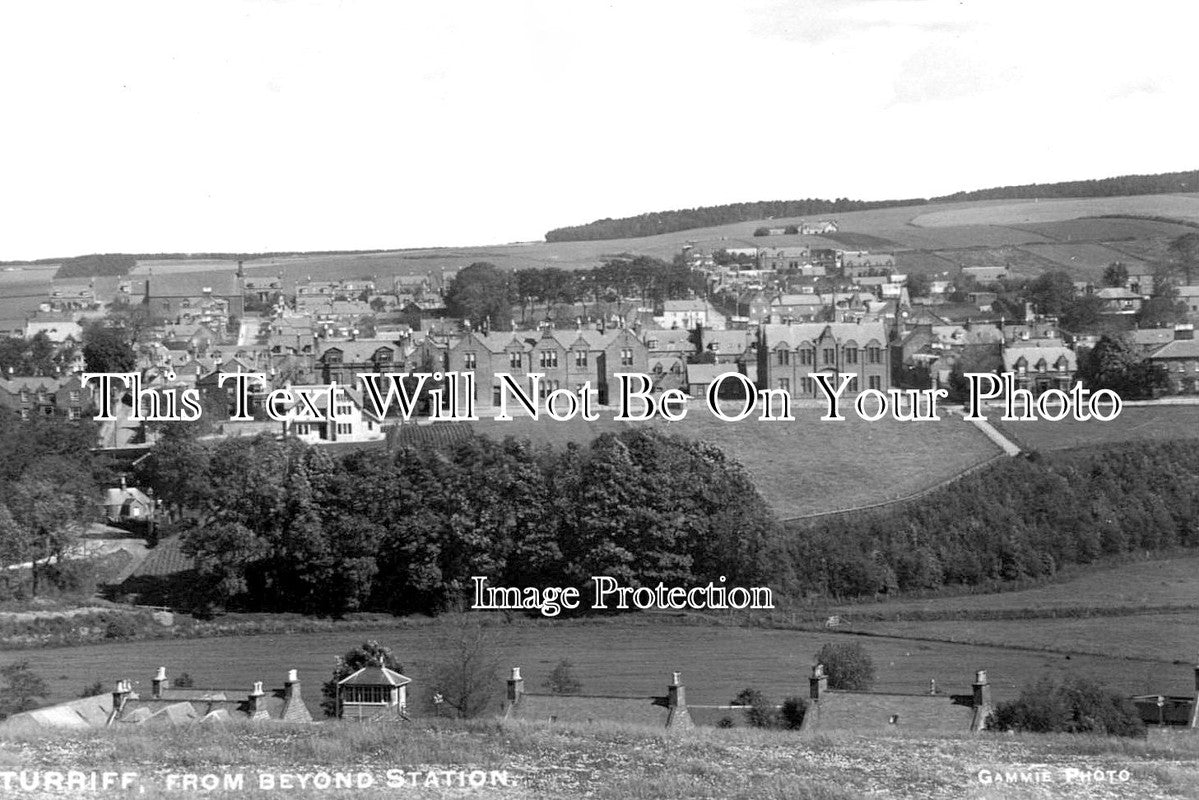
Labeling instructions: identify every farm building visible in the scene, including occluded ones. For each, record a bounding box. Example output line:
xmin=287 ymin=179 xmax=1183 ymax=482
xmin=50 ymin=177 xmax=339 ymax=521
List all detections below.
xmin=0 ymin=667 xmax=313 ymax=729
xmin=798 ymin=664 xmax=992 ymax=735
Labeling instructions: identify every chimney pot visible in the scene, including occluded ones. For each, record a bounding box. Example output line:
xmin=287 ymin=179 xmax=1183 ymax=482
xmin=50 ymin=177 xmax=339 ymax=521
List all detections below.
xmin=251 ymin=681 xmax=264 ymax=697
xmin=667 ymin=672 xmax=686 ymax=708
xmin=287 ymin=669 xmax=298 ymax=683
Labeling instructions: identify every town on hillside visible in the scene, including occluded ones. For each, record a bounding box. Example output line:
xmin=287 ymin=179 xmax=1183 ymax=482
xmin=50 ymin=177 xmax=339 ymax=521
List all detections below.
xmin=2 ymin=235 xmax=1197 ymax=439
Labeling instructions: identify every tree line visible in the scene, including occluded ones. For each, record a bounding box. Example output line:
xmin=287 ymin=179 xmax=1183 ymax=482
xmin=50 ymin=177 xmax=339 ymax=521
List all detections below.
xmin=445 ymin=256 xmax=706 ymax=328
xmin=544 ymin=198 xmax=925 ymax=242
xmin=782 ymin=441 xmax=1199 ymax=599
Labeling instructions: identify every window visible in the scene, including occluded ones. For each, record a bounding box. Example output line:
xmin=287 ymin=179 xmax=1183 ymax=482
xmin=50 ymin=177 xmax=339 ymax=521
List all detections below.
xmin=777 ymin=350 xmax=790 ymax=366
xmin=539 ymin=350 xmax=558 ymax=368
xmin=336 ymin=423 xmax=352 ymax=435
xmin=822 ymin=348 xmax=836 ymax=365
xmin=18 ymin=390 xmax=28 ymax=403
xmin=845 ymin=347 xmax=858 ymax=364
xmin=575 ymin=350 xmax=588 ymax=368
xmin=867 ymin=346 xmax=882 ymax=364
xmin=509 ymin=351 xmax=522 ymax=369
xmin=778 ymin=378 xmax=790 ymax=392
xmin=801 ymin=377 xmax=815 ymax=396
xmin=800 ymin=349 xmax=814 ymax=366
xmin=294 ymin=423 xmax=310 ymax=435
xmin=868 ymin=375 xmax=881 ymax=391
xmin=621 ymin=348 xmax=634 ymax=366
xmin=463 ymin=352 xmax=477 ymax=370
xmin=538 ymin=379 xmax=560 ymax=399
xmin=326 ymin=351 xmax=343 ymax=364
xmin=848 ymin=376 xmax=859 ymax=392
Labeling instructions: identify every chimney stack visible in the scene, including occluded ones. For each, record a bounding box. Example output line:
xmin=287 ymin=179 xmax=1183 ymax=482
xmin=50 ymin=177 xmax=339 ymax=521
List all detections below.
xmin=507 ymin=667 xmax=524 ymax=704
xmin=248 ymin=681 xmax=268 ymax=720
xmin=285 ymin=669 xmax=300 ymax=702
xmin=667 ymin=672 xmax=685 ymax=708
xmin=152 ymin=666 xmax=167 ymax=699
xmin=809 ymin=664 xmax=828 ymax=701
xmin=112 ymin=679 xmax=132 ymax=713
xmin=972 ymin=670 xmax=992 ymax=710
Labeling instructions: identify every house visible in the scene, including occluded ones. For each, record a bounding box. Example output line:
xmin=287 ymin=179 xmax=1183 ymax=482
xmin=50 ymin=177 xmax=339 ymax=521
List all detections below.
xmin=798 ymin=664 xmax=992 ymax=734
xmin=756 ymin=321 xmax=891 ymax=398
xmin=1177 ymin=285 xmax=1199 ymax=319
xmin=24 ymin=312 xmax=83 ymax=343
xmin=315 ymin=339 xmax=403 ymax=388
xmin=800 ymin=220 xmax=838 ymax=235
xmin=1131 ymin=327 xmax=1177 ymax=354
xmin=840 ymin=251 xmax=895 ymax=278
xmin=0 ymin=667 xmax=313 ymax=729
xmin=1146 ymin=325 xmax=1199 ymax=394
xmin=336 ymin=665 xmax=411 ymax=722
xmin=1003 ymin=342 xmax=1077 ymax=394
xmin=1095 ymin=287 xmax=1143 ymax=316
xmin=961 ymin=266 xmax=1010 ymax=283
xmin=0 ymin=375 xmax=90 ymax=420
xmin=144 ymin=271 xmax=244 ymax=321
xmin=103 ymin=478 xmax=155 ymax=526
xmin=503 ymin=667 xmax=692 ymax=729
xmin=437 ymin=325 xmax=649 ymax=408
xmin=655 ymin=300 xmax=726 ymax=331
xmin=280 ymin=384 xmax=385 ymax=444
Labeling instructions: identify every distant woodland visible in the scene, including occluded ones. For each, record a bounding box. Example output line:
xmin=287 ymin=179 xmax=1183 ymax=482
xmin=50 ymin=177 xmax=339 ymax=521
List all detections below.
xmin=544 ymin=169 xmax=1199 ymax=242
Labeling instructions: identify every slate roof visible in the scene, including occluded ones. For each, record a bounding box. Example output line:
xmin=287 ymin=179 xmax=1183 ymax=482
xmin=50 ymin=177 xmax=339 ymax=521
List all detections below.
xmin=1150 ymin=338 xmax=1199 ymax=359
xmin=760 ymin=321 xmax=888 ymax=347
xmin=1003 ymin=344 xmax=1077 ymax=372
xmin=318 ymin=339 xmax=401 ymax=363
xmin=800 ymin=690 xmax=979 ymax=735
xmin=146 ymin=271 xmax=241 ymax=299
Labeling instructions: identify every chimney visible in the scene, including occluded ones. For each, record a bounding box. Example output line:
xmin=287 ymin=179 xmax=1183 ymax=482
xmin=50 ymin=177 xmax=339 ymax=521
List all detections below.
xmin=809 ymin=664 xmax=828 ymax=701
xmin=112 ymin=680 xmax=132 ymax=713
xmin=152 ymin=666 xmax=167 ymax=699
xmin=247 ymin=681 xmax=268 ymax=721
xmin=929 ymin=678 xmax=937 ymax=696
xmin=507 ymin=667 xmax=524 ymax=703
xmin=972 ymin=670 xmax=991 ymax=710
xmin=285 ymin=669 xmax=300 ymax=701
xmin=667 ymin=672 xmax=686 ymax=708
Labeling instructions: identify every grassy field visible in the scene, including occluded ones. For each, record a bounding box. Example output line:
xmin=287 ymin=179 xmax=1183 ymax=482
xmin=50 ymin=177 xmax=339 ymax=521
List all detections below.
xmin=1017 ymin=242 xmax=1149 ymax=279
xmin=911 ymin=195 xmax=1199 ymax=228
xmin=469 ymin=403 xmax=1002 ymax=519
xmin=5 ymin=718 xmax=1198 ymax=799
xmin=5 ymin=610 xmax=1190 ymax=711
xmin=826 ymin=555 xmax=1199 ymax=618
xmin=991 ymin=405 xmax=1199 ymax=452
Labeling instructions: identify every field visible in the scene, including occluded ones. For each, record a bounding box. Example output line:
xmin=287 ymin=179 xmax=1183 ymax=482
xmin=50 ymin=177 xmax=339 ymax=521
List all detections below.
xmin=5 ymin=718 xmax=1198 ymax=799
xmin=468 ymin=403 xmax=1002 ymax=519
xmin=910 ymin=195 xmax=1199 ymax=228
xmin=991 ymin=405 xmax=1199 ymax=452
xmin=5 ymin=612 xmax=1189 ymax=711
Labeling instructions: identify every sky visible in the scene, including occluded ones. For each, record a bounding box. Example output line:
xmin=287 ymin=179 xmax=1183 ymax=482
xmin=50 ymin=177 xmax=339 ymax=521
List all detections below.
xmin=0 ymin=0 xmax=1196 ymax=260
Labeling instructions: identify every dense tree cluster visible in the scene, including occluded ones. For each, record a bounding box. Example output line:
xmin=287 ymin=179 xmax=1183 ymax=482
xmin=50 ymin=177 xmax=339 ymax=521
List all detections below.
xmin=783 ymin=442 xmax=1199 ymax=599
xmin=446 ymin=256 xmax=707 ymax=328
xmin=0 ymin=415 xmax=107 ymax=598
xmin=152 ymin=429 xmax=781 ymax=615
xmin=0 ymin=332 xmax=72 ymax=377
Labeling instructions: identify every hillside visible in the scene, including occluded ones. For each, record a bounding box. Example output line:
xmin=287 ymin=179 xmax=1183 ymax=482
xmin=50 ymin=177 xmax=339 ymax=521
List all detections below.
xmin=2 ymin=717 xmax=1195 ymax=799
xmin=545 ymin=169 xmax=1199 ymax=242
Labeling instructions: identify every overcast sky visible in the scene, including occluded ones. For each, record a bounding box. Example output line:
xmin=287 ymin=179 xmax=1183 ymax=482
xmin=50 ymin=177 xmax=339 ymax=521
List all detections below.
xmin=1 ymin=0 xmax=1195 ymax=260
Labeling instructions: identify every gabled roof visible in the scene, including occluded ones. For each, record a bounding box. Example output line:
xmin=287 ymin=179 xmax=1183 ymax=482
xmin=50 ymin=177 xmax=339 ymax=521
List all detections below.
xmin=760 ymin=322 xmax=887 ymax=348
xmin=318 ymin=339 xmax=400 ymax=363
xmin=1003 ymin=344 xmax=1077 ymax=372
xmin=1149 ymin=338 xmax=1199 ymax=359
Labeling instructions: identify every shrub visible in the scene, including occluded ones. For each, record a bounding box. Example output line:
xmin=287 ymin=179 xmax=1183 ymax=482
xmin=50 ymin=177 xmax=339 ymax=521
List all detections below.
xmin=731 ymin=687 xmax=777 ymax=728
xmin=78 ymin=681 xmax=103 ymax=698
xmin=174 ymin=672 xmax=196 ymax=688
xmin=104 ymin=615 xmax=140 ymax=640
xmin=542 ymin=659 xmax=583 ymax=695
xmin=988 ymin=674 xmax=1145 ymax=738
xmin=0 ymin=662 xmax=48 ymax=719
xmin=780 ymin=696 xmax=808 ymax=729
xmin=816 ymin=643 xmax=875 ymax=690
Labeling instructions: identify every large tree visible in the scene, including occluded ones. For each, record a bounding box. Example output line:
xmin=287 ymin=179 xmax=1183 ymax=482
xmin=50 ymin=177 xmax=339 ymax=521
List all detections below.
xmin=444 ymin=262 xmax=513 ymax=329
xmin=82 ymin=323 xmax=136 ymax=374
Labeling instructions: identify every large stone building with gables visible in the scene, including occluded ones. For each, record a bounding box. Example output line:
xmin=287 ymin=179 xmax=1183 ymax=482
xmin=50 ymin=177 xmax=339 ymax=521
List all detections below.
xmin=755 ymin=321 xmax=891 ymax=398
